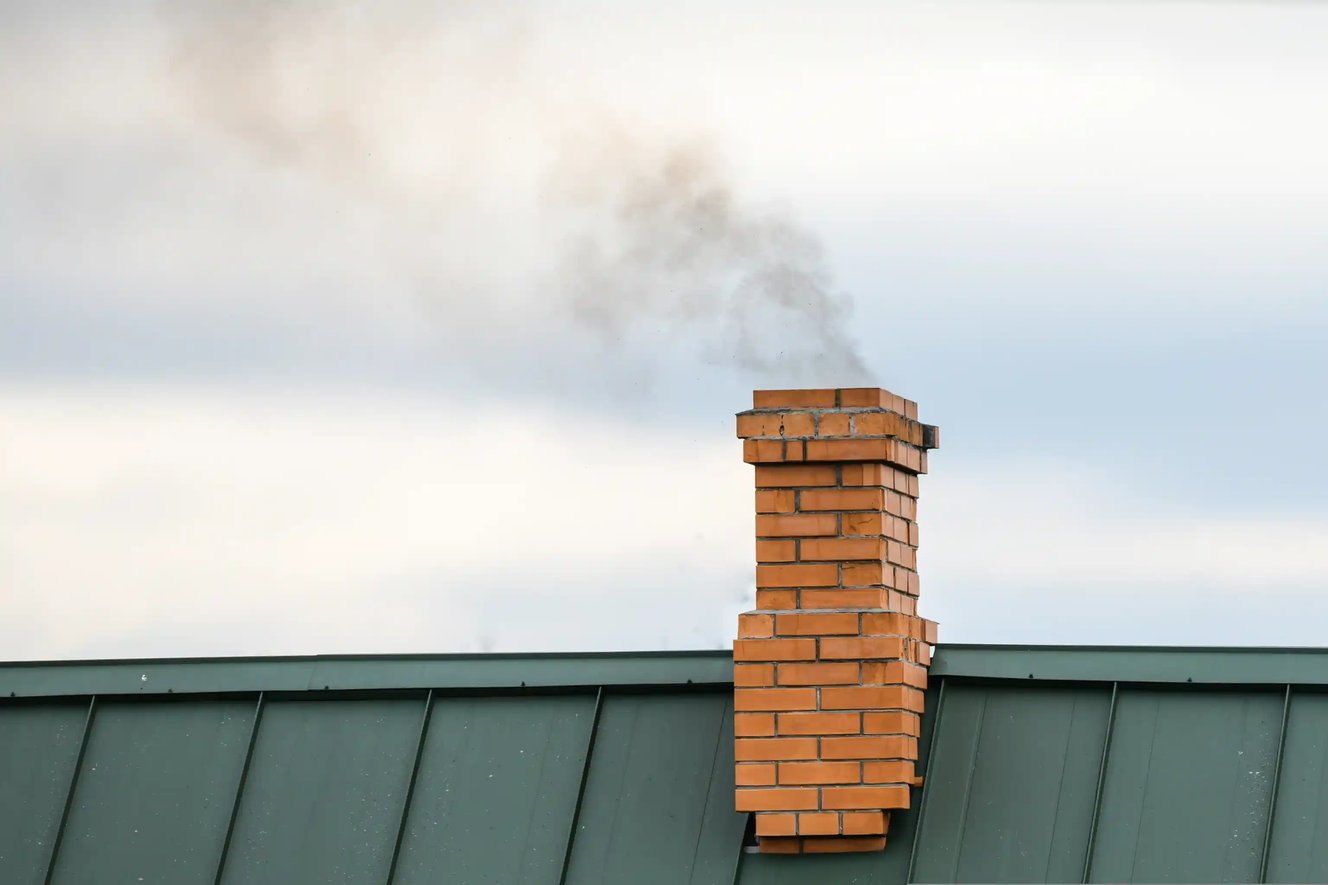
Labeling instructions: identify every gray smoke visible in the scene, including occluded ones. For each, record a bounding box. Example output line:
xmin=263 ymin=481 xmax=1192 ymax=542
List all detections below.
xmin=163 ymin=1 xmax=871 ymax=383
xmin=552 ymin=135 xmax=869 ymax=381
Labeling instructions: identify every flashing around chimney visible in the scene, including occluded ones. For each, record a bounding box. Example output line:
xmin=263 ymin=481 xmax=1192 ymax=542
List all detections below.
xmin=733 ymin=388 xmax=939 ymax=855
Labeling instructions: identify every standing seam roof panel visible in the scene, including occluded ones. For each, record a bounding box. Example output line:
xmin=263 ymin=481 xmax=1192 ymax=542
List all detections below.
xmin=8 ymin=648 xmax=1328 ymax=884
xmin=49 ymin=699 xmax=256 ymax=884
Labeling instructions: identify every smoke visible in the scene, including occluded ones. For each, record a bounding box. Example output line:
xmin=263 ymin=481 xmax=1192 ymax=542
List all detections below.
xmin=163 ymin=1 xmax=871 ymax=384
xmin=552 ymin=133 xmax=868 ymax=381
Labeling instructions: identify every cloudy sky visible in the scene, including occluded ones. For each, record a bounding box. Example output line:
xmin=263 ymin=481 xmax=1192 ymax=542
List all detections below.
xmin=3 ymin=1 xmax=1327 ymax=660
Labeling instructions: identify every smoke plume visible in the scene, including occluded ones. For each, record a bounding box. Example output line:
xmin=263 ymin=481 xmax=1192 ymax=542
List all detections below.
xmin=164 ymin=1 xmax=871 ymax=384
xmin=552 ymin=134 xmax=868 ymax=381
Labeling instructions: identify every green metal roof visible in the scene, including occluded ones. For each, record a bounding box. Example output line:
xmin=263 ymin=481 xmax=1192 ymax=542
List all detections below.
xmin=4 ymin=645 xmax=1328 ymax=884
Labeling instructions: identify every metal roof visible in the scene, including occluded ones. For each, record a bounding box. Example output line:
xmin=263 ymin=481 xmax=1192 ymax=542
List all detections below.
xmin=4 ymin=645 xmax=1328 ymax=884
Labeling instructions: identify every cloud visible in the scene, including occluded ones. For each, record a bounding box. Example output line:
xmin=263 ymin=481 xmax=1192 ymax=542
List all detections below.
xmin=147 ymin=1 xmax=873 ymax=382
xmin=923 ymin=462 xmax=1328 ymax=645
xmin=3 ymin=2 xmax=1328 ymax=657
xmin=6 ymin=382 xmax=1328 ymax=659
xmin=14 ymin=1 xmax=1328 ymax=388
xmin=0 ymin=381 xmax=750 ymax=659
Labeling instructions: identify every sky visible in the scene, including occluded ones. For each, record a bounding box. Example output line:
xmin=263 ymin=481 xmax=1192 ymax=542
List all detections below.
xmin=3 ymin=0 xmax=1327 ymax=660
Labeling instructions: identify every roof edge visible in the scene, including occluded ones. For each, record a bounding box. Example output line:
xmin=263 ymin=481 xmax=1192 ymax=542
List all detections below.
xmin=934 ymin=644 xmax=1328 ymax=685
xmin=0 ymin=650 xmax=735 ymax=699
xmin=7 ymin=644 xmax=1328 ymax=700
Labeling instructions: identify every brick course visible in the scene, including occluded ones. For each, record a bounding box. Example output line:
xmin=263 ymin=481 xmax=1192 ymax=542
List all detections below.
xmin=733 ymin=387 xmax=939 ymax=855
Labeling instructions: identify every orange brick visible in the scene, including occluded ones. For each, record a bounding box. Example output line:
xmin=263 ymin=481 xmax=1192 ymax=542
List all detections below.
xmin=918 ymin=643 xmax=932 ymax=666
xmin=908 ymin=521 xmax=919 ymax=545
xmin=733 ymin=638 xmax=817 ymax=661
xmin=799 ymin=588 xmax=890 ymax=609
xmin=841 ymin=463 xmax=886 ymax=486
xmin=735 ymin=713 xmax=776 ymax=736
xmin=735 ymin=688 xmax=818 ymax=712
xmin=822 ymin=785 xmax=910 ymax=810
xmin=736 ymin=737 xmax=819 ymax=762
xmin=897 ymin=495 xmax=917 ymax=519
xmin=755 ymin=813 xmax=797 ymax=836
xmin=799 ymin=488 xmax=883 ymax=511
xmin=886 ymin=443 xmax=917 ymax=472
xmin=778 ymin=761 xmax=861 ymax=785
xmin=753 ymin=389 xmax=837 ymax=409
xmin=736 ymin=788 xmax=820 ymax=812
xmin=838 ymin=388 xmax=889 ymax=408
xmin=776 ymin=712 xmax=860 ymax=736
xmin=800 ymin=538 xmax=885 ymax=561
xmin=758 ymin=836 xmax=803 ymax=853
xmin=775 ymin=612 xmax=859 ymax=636
xmin=802 ymin=835 xmax=887 ymax=853
xmin=848 ymin=734 xmax=917 ymax=761
xmin=842 ymin=811 xmax=887 ymax=835
xmin=756 ymin=540 xmax=797 ymax=563
xmin=860 ymin=660 xmax=900 ymax=684
xmin=738 ymin=613 xmax=774 ymax=638
xmin=886 ymin=541 xmax=914 ymax=568
xmin=906 ymin=474 xmax=919 ymax=496
xmin=860 ymin=661 xmax=927 ymax=689
xmin=863 ymin=761 xmax=915 ymax=784
xmin=734 ymin=664 xmax=775 ymax=687
xmin=820 ymin=736 xmax=909 ymax=760
xmin=756 ymin=513 xmax=838 ymax=537
xmin=862 ymin=712 xmax=920 ymax=736
xmin=860 ymin=612 xmax=919 ymax=637
xmin=854 ymin=412 xmax=901 ymax=436
xmin=737 ymin=412 xmax=816 ymax=438
xmin=744 ymin=438 xmax=802 ymax=464
xmin=819 ymin=637 xmax=905 ymax=660
xmin=796 ymin=812 xmax=840 ymax=836
xmin=786 ymin=413 xmax=817 ymax=437
xmin=841 ymin=512 xmax=885 ymax=536
xmin=777 ymin=662 xmax=859 ymax=686
xmin=886 ymin=515 xmax=910 ymax=542
xmin=756 ymin=489 xmax=796 ymax=513
xmin=737 ymin=414 xmax=770 ymax=438
xmin=923 ymin=619 xmax=939 ymax=644
xmin=903 ymin=399 xmax=918 ymax=419
xmin=821 ymin=686 xmax=916 ymax=710
xmin=756 ymin=564 xmax=838 ymax=588
xmin=736 ymin=762 xmax=777 ymax=786
xmin=755 ymin=589 xmax=798 ymax=610
xmin=817 ymin=413 xmax=851 ymax=436
xmin=755 ymin=465 xmax=838 ymax=487
xmin=841 ymin=562 xmax=896 ymax=587
xmin=806 ymin=438 xmax=895 ymax=462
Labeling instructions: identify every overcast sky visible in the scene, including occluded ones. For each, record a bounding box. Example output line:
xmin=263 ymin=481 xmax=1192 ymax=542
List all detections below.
xmin=3 ymin=1 xmax=1327 ymax=660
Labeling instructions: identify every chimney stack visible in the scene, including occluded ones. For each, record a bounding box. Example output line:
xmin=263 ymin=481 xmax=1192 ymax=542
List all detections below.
xmin=733 ymin=388 xmax=939 ymax=854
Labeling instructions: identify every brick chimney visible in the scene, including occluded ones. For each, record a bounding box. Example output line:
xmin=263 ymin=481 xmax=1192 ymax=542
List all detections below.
xmin=733 ymin=388 xmax=939 ymax=854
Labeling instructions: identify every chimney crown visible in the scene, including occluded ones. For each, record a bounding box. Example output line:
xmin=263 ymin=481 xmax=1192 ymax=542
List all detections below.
xmin=738 ymin=388 xmax=939 ymax=472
